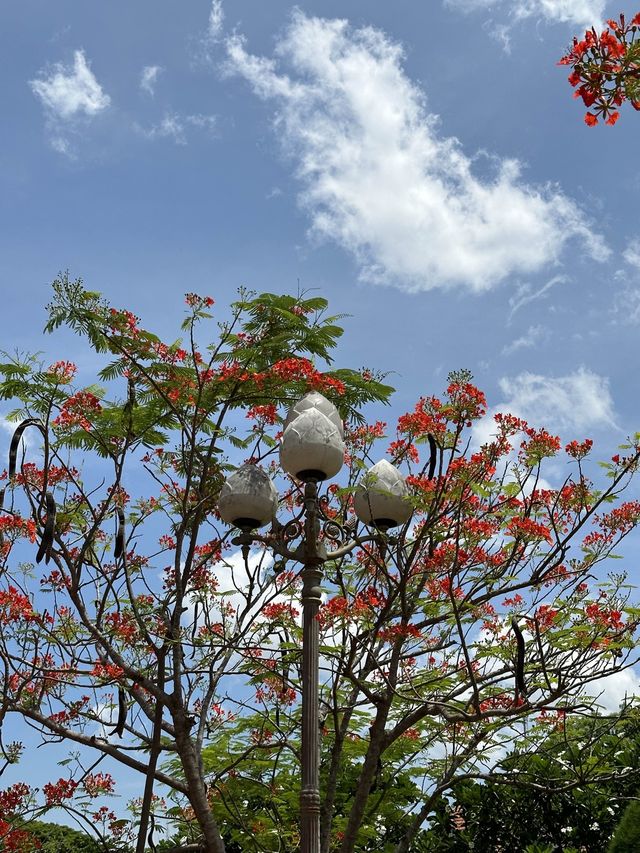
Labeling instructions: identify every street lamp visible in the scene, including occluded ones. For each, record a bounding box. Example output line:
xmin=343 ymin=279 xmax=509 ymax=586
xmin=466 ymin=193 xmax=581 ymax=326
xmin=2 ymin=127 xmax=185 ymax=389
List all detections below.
xmin=217 ymin=393 xmax=411 ymax=853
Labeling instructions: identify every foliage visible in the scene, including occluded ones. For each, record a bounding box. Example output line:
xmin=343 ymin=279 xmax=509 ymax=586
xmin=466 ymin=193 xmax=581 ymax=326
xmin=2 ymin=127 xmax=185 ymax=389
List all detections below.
xmin=559 ymin=12 xmax=640 ymax=125
xmin=11 ymin=820 xmax=109 ymax=852
xmin=0 ymin=276 xmax=639 ymax=852
xmin=608 ymin=794 xmax=640 ymax=852
xmin=414 ymin=710 xmax=640 ymax=852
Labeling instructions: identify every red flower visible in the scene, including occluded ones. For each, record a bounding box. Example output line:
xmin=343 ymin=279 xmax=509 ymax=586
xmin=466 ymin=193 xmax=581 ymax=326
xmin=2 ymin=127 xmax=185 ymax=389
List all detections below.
xmin=565 ymin=438 xmax=593 ymax=459
xmin=43 ymin=777 xmax=78 ymax=806
xmin=584 ymin=112 xmax=598 ymax=126
xmin=606 ymin=111 xmax=620 ymax=125
xmin=83 ymin=773 xmax=115 ymax=798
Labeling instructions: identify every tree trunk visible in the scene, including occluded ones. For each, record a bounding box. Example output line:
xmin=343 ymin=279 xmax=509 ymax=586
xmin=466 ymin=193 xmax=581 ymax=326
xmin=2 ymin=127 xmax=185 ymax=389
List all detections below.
xmin=338 ymin=707 xmax=389 ymax=853
xmin=174 ymin=712 xmax=226 ymax=853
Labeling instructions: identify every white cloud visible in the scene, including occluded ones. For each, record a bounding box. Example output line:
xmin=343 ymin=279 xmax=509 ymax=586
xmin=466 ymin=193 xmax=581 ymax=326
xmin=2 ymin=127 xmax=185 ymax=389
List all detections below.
xmin=623 ymin=241 xmax=640 ymax=270
xmin=30 ymin=50 xmax=110 ymax=157
xmin=611 ymin=285 xmax=640 ymax=325
xmin=30 ymin=50 xmax=110 ymax=120
xmin=140 ymin=65 xmax=162 ymax=96
xmin=208 ymin=0 xmax=225 ymax=41
xmin=502 ymin=324 xmax=546 ymax=356
xmin=609 ymin=240 xmax=640 ymax=325
xmin=587 ymin=667 xmax=640 ymax=713
xmin=472 ymin=368 xmax=616 ymax=460
xmin=508 ymin=274 xmax=567 ymax=321
xmin=445 ymin=0 xmax=604 ymax=30
xmin=498 ymin=368 xmax=616 ymax=433
xmin=225 ymin=13 xmax=608 ymax=293
xmin=135 ymin=112 xmax=217 ymax=145
xmin=186 ymin=113 xmax=218 ymax=135
xmin=0 ymin=415 xmax=38 ymax=466
xmin=143 ymin=113 xmax=187 ymax=145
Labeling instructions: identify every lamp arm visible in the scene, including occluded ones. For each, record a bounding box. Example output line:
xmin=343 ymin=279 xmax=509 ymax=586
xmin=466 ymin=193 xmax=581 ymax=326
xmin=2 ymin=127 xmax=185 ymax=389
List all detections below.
xmin=326 ymin=536 xmax=379 ymax=560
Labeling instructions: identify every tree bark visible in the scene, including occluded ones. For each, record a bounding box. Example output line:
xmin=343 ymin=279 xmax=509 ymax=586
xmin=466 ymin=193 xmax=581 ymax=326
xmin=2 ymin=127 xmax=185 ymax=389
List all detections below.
xmin=338 ymin=706 xmax=390 ymax=853
xmin=174 ymin=710 xmax=226 ymax=853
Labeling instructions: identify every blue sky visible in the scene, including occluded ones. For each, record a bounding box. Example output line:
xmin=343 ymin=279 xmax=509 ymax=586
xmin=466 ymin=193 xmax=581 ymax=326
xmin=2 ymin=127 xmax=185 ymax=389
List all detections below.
xmin=2 ymin=0 xmax=638 ymax=434
xmin=2 ymin=0 xmax=640 ymax=823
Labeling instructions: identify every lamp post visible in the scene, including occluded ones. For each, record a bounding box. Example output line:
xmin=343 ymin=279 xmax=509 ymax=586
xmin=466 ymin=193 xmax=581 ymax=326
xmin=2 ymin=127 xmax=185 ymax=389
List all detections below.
xmin=217 ymin=392 xmax=411 ymax=853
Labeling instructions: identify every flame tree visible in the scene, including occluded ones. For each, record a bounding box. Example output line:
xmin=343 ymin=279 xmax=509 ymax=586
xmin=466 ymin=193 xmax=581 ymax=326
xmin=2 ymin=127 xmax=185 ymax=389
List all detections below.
xmin=0 ymin=275 xmax=638 ymax=852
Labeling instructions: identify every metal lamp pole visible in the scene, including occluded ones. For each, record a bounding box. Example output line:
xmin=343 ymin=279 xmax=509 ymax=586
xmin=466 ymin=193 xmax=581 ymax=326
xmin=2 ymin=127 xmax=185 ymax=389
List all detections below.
xmin=217 ymin=393 xmax=412 ymax=853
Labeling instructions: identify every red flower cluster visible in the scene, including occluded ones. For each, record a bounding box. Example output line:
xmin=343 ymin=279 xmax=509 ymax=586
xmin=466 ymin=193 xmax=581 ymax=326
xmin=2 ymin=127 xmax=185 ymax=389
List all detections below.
xmin=0 ymin=587 xmax=35 ymax=624
xmin=53 ymin=391 xmax=102 ymax=431
xmin=15 ymin=462 xmax=78 ymax=489
xmin=519 ymin=427 xmax=561 ymax=463
xmin=104 ymin=611 xmax=138 ymax=642
xmin=565 ymin=438 xmax=593 ymax=459
xmin=271 ymin=358 xmax=346 ymax=395
xmin=559 ymin=13 xmax=640 ymax=125
xmin=345 ymin=421 xmax=386 ymax=451
xmin=83 ymin=772 xmax=115 ymax=798
xmin=0 ymin=783 xmax=31 ymax=818
xmin=185 ymin=293 xmax=214 ymax=309
xmin=47 ymin=360 xmax=77 ymax=382
xmin=108 ymin=308 xmax=140 ymax=336
xmin=397 ymin=396 xmax=446 ymax=437
xmin=585 ymin=601 xmax=625 ymax=629
xmin=535 ymin=604 xmax=559 ymax=630
xmin=0 ymin=823 xmax=36 ymax=852
xmin=445 ymin=381 xmax=487 ymax=425
xmin=318 ymin=586 xmax=386 ymax=627
xmin=90 ymin=662 xmax=124 ymax=681
xmin=255 ymin=677 xmax=297 ymax=706
xmin=262 ymin=602 xmax=300 ymax=622
xmin=379 ymin=623 xmax=422 ymax=642
xmin=42 ymin=777 xmax=78 ymax=806
xmin=479 ymin=694 xmax=520 ymax=713
xmin=0 ymin=515 xmax=37 ymax=545
xmin=246 ymin=403 xmax=278 ymax=425
xmin=506 ymin=516 xmax=553 ymax=544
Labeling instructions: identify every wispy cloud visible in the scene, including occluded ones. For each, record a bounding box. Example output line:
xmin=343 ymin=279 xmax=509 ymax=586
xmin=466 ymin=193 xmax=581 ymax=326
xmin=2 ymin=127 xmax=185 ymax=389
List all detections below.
xmin=501 ymin=324 xmax=546 ymax=355
xmin=30 ymin=50 xmax=110 ymax=155
xmin=30 ymin=50 xmax=110 ymax=119
xmin=508 ymin=274 xmax=567 ymax=321
xmin=208 ymin=0 xmax=225 ymax=41
xmin=498 ymin=368 xmax=617 ymax=433
xmin=134 ymin=112 xmax=217 ymax=145
xmin=588 ymin=667 xmax=640 ymax=713
xmin=611 ymin=240 xmax=640 ymax=325
xmin=472 ymin=367 xmax=617 ymax=461
xmin=445 ymin=0 xmax=604 ymax=30
xmin=225 ymin=13 xmax=608 ymax=293
xmin=140 ymin=65 xmax=162 ymax=96
xmin=623 ymin=240 xmax=640 ymax=270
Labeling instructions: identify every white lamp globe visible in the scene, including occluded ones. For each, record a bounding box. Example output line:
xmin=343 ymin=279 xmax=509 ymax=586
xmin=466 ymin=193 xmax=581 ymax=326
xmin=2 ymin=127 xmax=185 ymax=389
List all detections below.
xmin=283 ymin=391 xmax=344 ymax=438
xmin=354 ymin=460 xmax=412 ymax=530
xmin=218 ymin=464 xmax=278 ymax=529
xmin=280 ymin=408 xmax=344 ymax=482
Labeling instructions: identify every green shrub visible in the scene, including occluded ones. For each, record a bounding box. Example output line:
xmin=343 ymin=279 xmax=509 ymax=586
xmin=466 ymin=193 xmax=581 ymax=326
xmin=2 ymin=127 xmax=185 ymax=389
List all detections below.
xmin=608 ymin=798 xmax=640 ymax=853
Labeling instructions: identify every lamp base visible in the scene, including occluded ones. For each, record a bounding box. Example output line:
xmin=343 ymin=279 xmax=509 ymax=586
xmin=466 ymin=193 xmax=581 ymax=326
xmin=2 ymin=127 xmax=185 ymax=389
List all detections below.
xmin=296 ymin=470 xmax=326 ymax=483
xmin=232 ymin=517 xmax=260 ymax=530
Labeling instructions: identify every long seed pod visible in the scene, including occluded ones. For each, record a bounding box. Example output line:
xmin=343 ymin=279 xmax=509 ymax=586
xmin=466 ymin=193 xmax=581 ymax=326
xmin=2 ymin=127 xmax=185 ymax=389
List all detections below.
xmin=35 ymin=492 xmax=56 ymax=565
xmin=110 ymin=687 xmax=127 ymax=738
xmin=427 ymin=434 xmax=438 ymax=481
xmin=1 ymin=419 xmax=50 ymax=556
xmin=512 ymin=617 xmax=527 ymax=702
xmin=7 ymin=419 xmax=47 ymax=481
xmin=114 ymin=508 xmax=125 ymax=561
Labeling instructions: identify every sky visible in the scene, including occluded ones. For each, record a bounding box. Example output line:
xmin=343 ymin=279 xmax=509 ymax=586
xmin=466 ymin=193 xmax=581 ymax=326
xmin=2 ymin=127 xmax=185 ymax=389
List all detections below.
xmin=2 ymin=0 xmax=640 ymax=824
